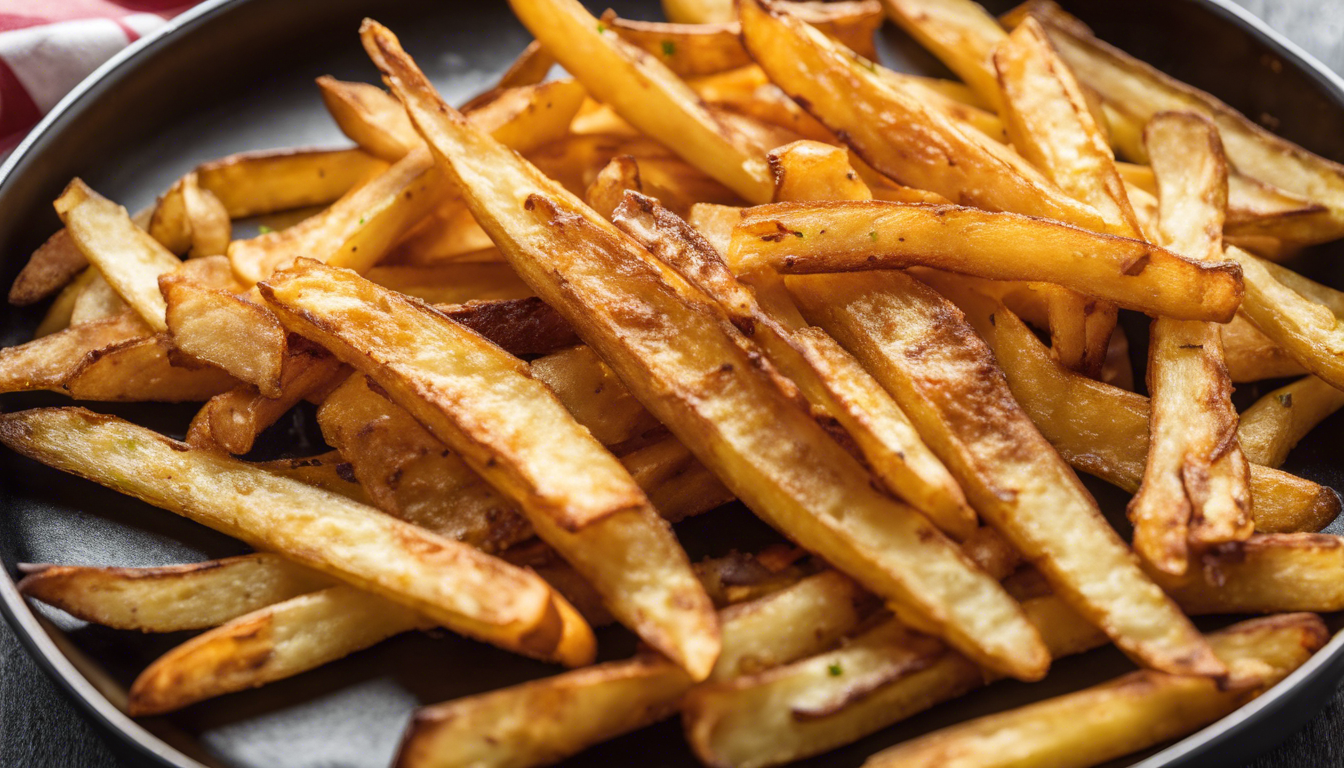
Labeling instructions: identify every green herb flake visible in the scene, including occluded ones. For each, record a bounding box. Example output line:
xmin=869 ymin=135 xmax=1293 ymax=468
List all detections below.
xmin=359 ymin=216 xmax=366 ymax=225
xmin=597 ymin=22 xmax=607 ymax=33
xmin=1278 ymin=393 xmax=1294 ymax=408
xmin=258 ymin=224 xmax=274 ymax=235
xmin=868 ymin=230 xmax=878 ymax=242
xmin=662 ymin=40 xmax=676 ymax=57
xmin=827 ymin=662 xmax=843 ymax=677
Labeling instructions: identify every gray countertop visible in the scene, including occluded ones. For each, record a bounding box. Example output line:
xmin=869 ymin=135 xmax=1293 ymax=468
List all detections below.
xmin=4 ymin=0 xmax=1344 ymax=766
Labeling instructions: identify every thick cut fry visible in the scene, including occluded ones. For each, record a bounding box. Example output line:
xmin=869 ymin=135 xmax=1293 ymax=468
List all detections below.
xmin=365 ymin=263 xmax=532 ymax=304
xmin=731 ymin=201 xmax=1243 ymax=322
xmin=682 ymin=595 xmax=1104 ymax=768
xmin=255 ymin=451 xmax=366 ymax=502
xmin=585 ymin=155 xmax=643 ymax=221
xmin=1223 ymin=313 xmax=1307 ymax=382
xmin=789 ymin=270 xmax=1224 ymax=679
xmin=0 ymin=407 xmax=587 ymax=664
xmin=195 ymin=147 xmax=389 ymax=219
xmin=364 ymin=20 xmax=1049 ymax=681
xmin=69 ymin=270 xmax=128 ymax=326
xmin=740 ymin=0 xmax=1105 ymax=229
xmin=0 ymin=312 xmax=147 ymax=394
xmin=880 ymin=0 xmax=1003 ymax=106
xmin=147 ymin=173 xmax=231 ymax=258
xmin=613 ymin=191 xmax=975 ymax=539
xmin=397 ymin=570 xmax=869 ymax=768
xmin=529 ymin=346 xmax=663 ymax=447
xmin=437 ymin=297 xmax=581 ymax=356
xmin=61 ymin=334 xmax=237 ymax=402
xmin=1239 ymin=376 xmax=1344 ymax=469
xmin=1159 ymin=534 xmax=1344 ymax=615
xmin=161 ymin=276 xmax=287 ymax=397
xmin=1130 ymin=112 xmax=1251 ymax=575
xmin=767 ymin=140 xmax=873 ymax=203
xmin=263 ymin=259 xmax=719 ymax=679
xmin=969 ymin=295 xmax=1340 ymax=534
xmin=317 ymin=77 xmax=422 ymax=162
xmin=10 ymin=229 xmax=89 ymax=306
xmin=863 ymin=614 xmax=1327 ymax=768
xmin=18 ymin=554 xmax=330 ymax=632
xmin=128 ymin=585 xmax=429 ymax=716
xmin=56 ymin=180 xmax=183 ymax=331
xmin=509 ymin=0 xmax=774 ymax=203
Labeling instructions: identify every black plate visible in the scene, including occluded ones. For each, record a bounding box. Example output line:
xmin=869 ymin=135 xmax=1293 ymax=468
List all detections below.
xmin=3 ymin=1 xmax=1344 ymax=767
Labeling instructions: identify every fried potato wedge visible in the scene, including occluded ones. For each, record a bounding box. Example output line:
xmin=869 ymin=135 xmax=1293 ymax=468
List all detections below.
xmin=509 ymin=0 xmax=774 ymax=203
xmin=682 ymin=595 xmax=1104 ymax=768
xmin=1160 ymin=534 xmax=1344 ymax=615
xmin=1130 ymin=112 xmax=1250 ymax=575
xmin=969 ymin=294 xmax=1340 ymax=534
xmin=862 ymin=613 xmax=1327 ymax=768
xmin=731 ymin=201 xmax=1243 ymax=322
xmin=61 ymin=334 xmax=237 ymax=402
xmin=68 ymin=270 xmax=128 ymax=327
xmin=161 ymin=275 xmax=287 ymax=397
xmin=318 ymin=77 xmax=422 ymax=162
xmin=740 ymin=0 xmax=1104 ymax=229
xmin=128 ymin=585 xmax=430 ymax=716
xmin=0 ymin=407 xmax=586 ymax=664
xmin=56 ymin=180 xmax=183 ymax=331
xmin=365 ymin=19 xmax=1049 ymax=681
xmin=147 ymin=172 xmax=231 ymax=258
xmin=195 ymin=147 xmax=389 ymax=219
xmin=767 ymin=140 xmax=873 ymax=203
xmin=789 ymin=270 xmax=1224 ymax=679
xmin=1239 ymin=376 xmax=1344 ymax=469
xmin=10 ymin=229 xmax=90 ymax=306
xmin=18 ymin=553 xmax=331 ymax=633
xmin=263 ymin=259 xmax=719 ymax=679
xmin=613 ymin=191 xmax=975 ymax=539
xmin=0 ymin=312 xmax=147 ymax=395
xmin=364 ymin=263 xmax=532 ymax=304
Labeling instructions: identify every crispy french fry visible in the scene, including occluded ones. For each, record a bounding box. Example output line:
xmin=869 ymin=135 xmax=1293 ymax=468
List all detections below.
xmin=495 ymin=40 xmax=557 ymax=90
xmin=0 ymin=407 xmax=589 ymax=665
xmin=788 ymin=269 xmax=1224 ymax=678
xmin=613 ymin=191 xmax=976 ymax=539
xmin=1160 ymin=534 xmax=1344 ymax=615
xmin=529 ymin=345 xmax=664 ymax=447
xmin=437 ymin=297 xmax=581 ymax=356
xmin=966 ymin=293 xmax=1340 ymax=534
xmin=0 ymin=312 xmax=147 ymax=394
xmin=128 ymin=585 xmax=430 ymax=716
xmin=318 ymin=77 xmax=422 ymax=162
xmin=880 ymin=0 xmax=1004 ymax=106
xmin=56 ymin=180 xmax=183 ymax=331
xmin=160 ymin=275 xmax=287 ymax=397
xmin=767 ymin=140 xmax=872 ymax=203
xmin=740 ymin=0 xmax=1104 ymax=229
xmin=10 ymin=229 xmax=90 ymax=306
xmin=731 ymin=201 xmax=1243 ymax=322
xmin=18 ymin=554 xmax=330 ymax=633
xmin=509 ymin=0 xmax=774 ymax=203
xmin=1239 ymin=376 xmax=1344 ymax=469
xmin=585 ymin=155 xmax=643 ymax=221
xmin=364 ymin=19 xmax=1049 ymax=681
xmin=60 ymin=334 xmax=237 ymax=402
xmin=68 ymin=270 xmax=127 ymax=327
xmin=148 ymin=172 xmax=231 ymax=258
xmin=254 ymin=451 xmax=366 ymax=502
xmin=263 ymin=259 xmax=719 ymax=679
xmin=863 ymin=613 xmax=1327 ymax=768
xmin=1129 ymin=112 xmax=1251 ymax=575
xmin=196 ymin=147 xmax=389 ymax=218
xmin=1223 ymin=313 xmax=1307 ymax=382
xmin=365 ymin=263 xmax=532 ymax=304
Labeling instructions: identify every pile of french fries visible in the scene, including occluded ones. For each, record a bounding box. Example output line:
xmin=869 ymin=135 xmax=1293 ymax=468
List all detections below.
xmin=7 ymin=0 xmax=1344 ymax=765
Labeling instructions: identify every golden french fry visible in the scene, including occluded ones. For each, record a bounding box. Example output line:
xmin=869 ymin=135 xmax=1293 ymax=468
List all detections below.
xmin=364 ymin=18 xmax=1049 ymax=681
xmin=18 ymin=554 xmax=330 ymax=633
xmin=1129 ymin=111 xmax=1251 ymax=575
xmin=56 ymin=180 xmax=183 ymax=331
xmin=880 ymin=0 xmax=1005 ymax=106
xmin=364 ymin=263 xmax=532 ymax=304
xmin=196 ymin=147 xmax=388 ymax=219
xmin=529 ymin=345 xmax=663 ymax=447
xmin=10 ymin=229 xmax=90 ymax=306
xmin=1223 ymin=312 xmax=1308 ymax=382
xmin=788 ymin=269 xmax=1224 ymax=679
xmin=1160 ymin=534 xmax=1344 ymax=615
xmin=318 ymin=77 xmax=422 ymax=162
xmin=494 ymin=40 xmax=557 ymax=90
xmin=509 ymin=0 xmax=774 ymax=203
xmin=1239 ymin=376 xmax=1344 ymax=469
xmin=731 ymin=201 xmax=1243 ymax=322
xmin=0 ymin=312 xmax=147 ymax=395
xmin=613 ymin=191 xmax=976 ymax=539
xmin=263 ymin=259 xmax=719 ymax=679
xmin=585 ymin=155 xmax=644 ymax=221
xmin=68 ymin=270 xmax=127 ymax=327
xmin=160 ymin=275 xmax=287 ymax=397
xmin=60 ymin=334 xmax=237 ymax=402
xmin=767 ymin=140 xmax=873 ymax=203
xmin=0 ymin=407 xmax=589 ymax=665
xmin=254 ymin=451 xmax=367 ymax=502
xmin=966 ymin=292 xmax=1340 ymax=534
xmin=740 ymin=0 xmax=1104 ymax=229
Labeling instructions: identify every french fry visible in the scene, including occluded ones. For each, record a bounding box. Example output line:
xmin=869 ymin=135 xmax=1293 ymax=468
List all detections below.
xmin=1160 ymin=534 xmax=1344 ymax=615
xmin=862 ymin=613 xmax=1328 ymax=768
xmin=318 ymin=77 xmax=422 ymax=162
xmin=508 ymin=0 xmax=774 ymax=203
xmin=613 ymin=191 xmax=976 ymax=539
xmin=662 ymin=0 xmax=732 ymax=23
xmin=364 ymin=263 xmax=532 ymax=304
xmin=195 ymin=147 xmax=388 ymax=218
xmin=0 ymin=312 xmax=147 ymax=395
xmin=0 ymin=407 xmax=589 ymax=665
xmin=682 ymin=594 xmax=1105 ymax=768
xmin=767 ymin=140 xmax=872 ymax=203
xmin=880 ymin=0 xmax=1004 ymax=106
xmin=68 ymin=270 xmax=128 ymax=327
xmin=730 ymin=201 xmax=1243 ymax=322
xmin=60 ymin=334 xmax=238 ymax=403
xmin=1239 ymin=376 xmax=1344 ymax=469
xmin=10 ymin=229 xmax=90 ymax=306
xmin=56 ymin=180 xmax=183 ymax=331
xmin=128 ymin=585 xmax=430 ymax=716
xmin=739 ymin=0 xmax=1105 ymax=229
xmin=147 ymin=172 xmax=231 ymax=258
xmin=437 ymin=297 xmax=581 ymax=356
xmin=1128 ymin=112 xmax=1251 ymax=575
xmin=254 ymin=451 xmax=366 ymax=502
xmin=262 ymin=259 xmax=719 ymax=679
xmin=494 ymin=40 xmax=557 ymax=90
xmin=364 ymin=19 xmax=1050 ymax=681
xmin=529 ymin=345 xmax=664 ymax=447
xmin=397 ymin=569 xmax=871 ymax=768
xmin=18 ymin=554 xmax=330 ymax=633
xmin=965 ymin=292 xmax=1340 ymax=534
xmin=788 ymin=269 xmax=1224 ymax=678
xmin=585 ymin=155 xmax=643 ymax=220
xmin=1223 ymin=313 xmax=1307 ymax=382
xmin=160 ymin=275 xmax=287 ymax=397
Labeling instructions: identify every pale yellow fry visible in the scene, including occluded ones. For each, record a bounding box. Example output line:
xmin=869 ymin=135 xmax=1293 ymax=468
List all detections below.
xmin=196 ymin=147 xmax=388 ymax=218
xmin=1159 ymin=533 xmax=1344 ymax=615
xmin=1239 ymin=376 xmax=1344 ymax=469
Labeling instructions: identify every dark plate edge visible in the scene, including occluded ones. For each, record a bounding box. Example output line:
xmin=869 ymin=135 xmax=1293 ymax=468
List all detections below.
xmin=0 ymin=1 xmax=1342 ymax=767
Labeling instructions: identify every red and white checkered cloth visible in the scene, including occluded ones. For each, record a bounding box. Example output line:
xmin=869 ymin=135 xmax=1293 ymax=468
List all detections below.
xmin=0 ymin=1 xmax=201 ymax=153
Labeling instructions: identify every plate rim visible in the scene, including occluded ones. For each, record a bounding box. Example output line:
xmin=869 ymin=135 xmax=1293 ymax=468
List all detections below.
xmin=2 ymin=1 xmax=1344 ymax=767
